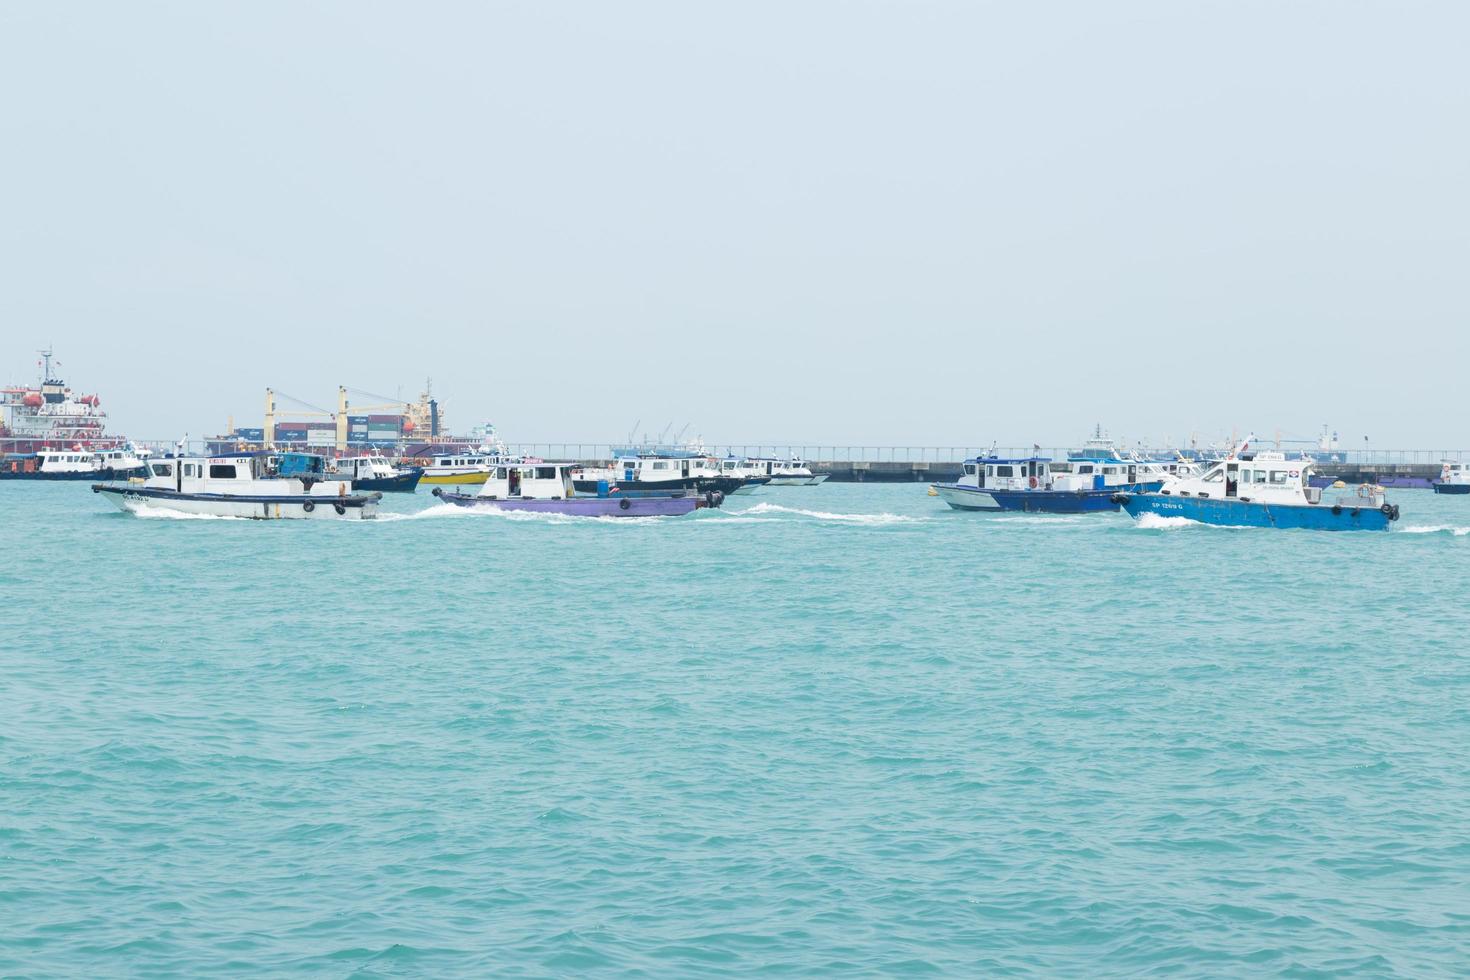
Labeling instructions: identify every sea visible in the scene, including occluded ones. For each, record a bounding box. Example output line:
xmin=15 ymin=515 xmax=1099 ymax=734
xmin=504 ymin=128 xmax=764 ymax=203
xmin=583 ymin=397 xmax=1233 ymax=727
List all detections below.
xmin=4 ymin=482 xmax=1469 ymax=977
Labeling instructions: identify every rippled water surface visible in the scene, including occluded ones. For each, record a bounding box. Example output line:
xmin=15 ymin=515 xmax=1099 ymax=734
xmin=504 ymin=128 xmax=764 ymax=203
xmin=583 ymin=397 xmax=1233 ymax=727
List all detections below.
xmin=4 ymin=482 xmax=1470 ymax=976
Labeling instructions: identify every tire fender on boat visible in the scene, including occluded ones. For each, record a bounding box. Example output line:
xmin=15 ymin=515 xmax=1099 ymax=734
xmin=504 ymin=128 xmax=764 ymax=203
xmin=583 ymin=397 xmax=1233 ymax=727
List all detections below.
xmin=334 ymin=502 xmax=346 ymax=515
xmin=432 ymin=487 xmax=443 ymax=497
xmin=302 ymin=500 xmax=315 ymax=513
xmin=619 ymin=498 xmax=631 ymax=511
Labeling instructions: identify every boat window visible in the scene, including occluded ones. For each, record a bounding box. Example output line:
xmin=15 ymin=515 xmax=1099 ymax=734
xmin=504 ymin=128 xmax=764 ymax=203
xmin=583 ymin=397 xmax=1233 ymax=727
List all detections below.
xmin=1203 ymin=469 xmax=1223 ymax=482
xmin=1077 ymin=465 xmax=1093 ymax=474
xmin=964 ymin=464 xmax=976 ymax=475
xmin=209 ymin=464 xmax=237 ymax=479
xmin=151 ymin=463 xmax=173 ymax=477
xmin=1270 ymin=471 xmax=1288 ymax=484
xmin=536 ymin=467 xmax=556 ymax=480
xmin=1253 ymin=471 xmax=1267 ymax=483
xmin=996 ymin=465 xmax=1013 ymax=477
xmin=653 ymin=461 xmax=668 ymax=470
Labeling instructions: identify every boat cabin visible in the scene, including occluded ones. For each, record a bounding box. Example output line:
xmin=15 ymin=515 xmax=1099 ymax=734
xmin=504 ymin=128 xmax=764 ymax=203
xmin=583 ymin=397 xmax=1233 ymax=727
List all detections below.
xmin=1159 ymin=451 xmax=1321 ymax=504
xmin=957 ymin=456 xmax=1054 ymax=491
xmin=1441 ymin=461 xmax=1470 ymax=486
xmin=137 ymin=452 xmax=349 ymax=496
xmin=335 ymin=455 xmax=400 ymax=480
xmin=429 ymin=453 xmax=490 ymax=474
xmin=476 ymin=463 xmax=577 ymax=499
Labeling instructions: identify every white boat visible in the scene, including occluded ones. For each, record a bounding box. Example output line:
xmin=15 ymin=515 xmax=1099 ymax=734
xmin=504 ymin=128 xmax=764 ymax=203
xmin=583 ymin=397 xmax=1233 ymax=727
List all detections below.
xmin=716 ymin=455 xmax=771 ymax=493
xmin=748 ymin=456 xmax=829 ymax=486
xmin=93 ymin=451 xmax=381 ymax=520
xmin=0 ymin=445 xmax=146 ymax=480
xmin=1435 ymin=461 xmax=1470 ymax=495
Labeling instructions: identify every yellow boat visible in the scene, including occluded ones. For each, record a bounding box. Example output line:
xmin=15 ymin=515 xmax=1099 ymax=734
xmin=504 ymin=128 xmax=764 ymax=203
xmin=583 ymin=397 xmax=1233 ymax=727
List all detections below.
xmin=419 ymin=453 xmax=494 ymax=485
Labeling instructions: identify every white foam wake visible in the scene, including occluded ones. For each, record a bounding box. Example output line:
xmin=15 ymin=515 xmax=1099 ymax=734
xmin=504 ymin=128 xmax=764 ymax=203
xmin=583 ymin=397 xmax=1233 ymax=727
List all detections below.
xmin=378 ymin=503 xmax=668 ymax=525
xmin=1399 ymin=525 xmax=1470 ymax=536
xmin=1133 ymin=513 xmax=1199 ymax=530
xmin=734 ymin=502 xmax=923 ymax=525
xmin=132 ymin=507 xmax=249 ymax=521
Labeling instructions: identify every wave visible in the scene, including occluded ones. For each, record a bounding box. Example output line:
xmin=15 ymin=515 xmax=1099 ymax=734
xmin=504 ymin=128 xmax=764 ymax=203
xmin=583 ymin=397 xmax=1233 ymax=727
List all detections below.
xmin=1399 ymin=525 xmax=1470 ymax=536
xmin=733 ymin=502 xmax=923 ymax=525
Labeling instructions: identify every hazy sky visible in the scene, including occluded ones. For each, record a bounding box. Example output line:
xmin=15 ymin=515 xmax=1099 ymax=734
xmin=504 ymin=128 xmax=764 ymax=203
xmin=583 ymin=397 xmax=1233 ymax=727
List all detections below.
xmin=2 ymin=1 xmax=1466 ymax=447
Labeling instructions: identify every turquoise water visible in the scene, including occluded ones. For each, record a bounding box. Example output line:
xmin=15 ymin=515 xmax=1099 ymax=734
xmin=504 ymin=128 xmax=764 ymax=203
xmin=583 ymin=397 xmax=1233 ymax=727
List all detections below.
xmin=4 ymin=482 xmax=1470 ymax=976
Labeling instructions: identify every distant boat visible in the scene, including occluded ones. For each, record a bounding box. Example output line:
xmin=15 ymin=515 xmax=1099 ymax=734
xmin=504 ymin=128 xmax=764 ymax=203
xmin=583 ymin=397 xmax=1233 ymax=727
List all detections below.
xmin=93 ymin=451 xmax=381 ymax=520
xmin=331 ymin=454 xmax=422 ymax=492
xmin=1113 ymin=448 xmax=1399 ymax=530
xmin=433 ymin=462 xmax=723 ymax=517
xmin=745 ymin=456 xmax=829 ymax=486
xmin=1434 ymin=461 xmax=1470 ymax=495
xmin=575 ymin=452 xmax=750 ymax=498
xmin=1 ymin=446 xmax=146 ymax=481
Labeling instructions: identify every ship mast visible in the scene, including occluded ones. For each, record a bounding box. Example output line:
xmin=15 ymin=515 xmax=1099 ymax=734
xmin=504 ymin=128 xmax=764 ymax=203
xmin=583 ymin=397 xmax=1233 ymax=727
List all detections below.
xmin=37 ymin=346 xmax=54 ymax=384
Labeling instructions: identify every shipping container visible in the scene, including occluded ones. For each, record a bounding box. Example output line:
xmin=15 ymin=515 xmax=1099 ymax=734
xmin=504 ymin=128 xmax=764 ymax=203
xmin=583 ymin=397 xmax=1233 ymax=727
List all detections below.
xmin=367 ymin=414 xmax=402 ymax=423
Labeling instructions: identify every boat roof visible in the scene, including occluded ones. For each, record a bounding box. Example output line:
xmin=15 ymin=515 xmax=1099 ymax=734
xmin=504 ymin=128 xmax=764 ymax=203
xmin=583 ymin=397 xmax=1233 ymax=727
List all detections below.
xmin=966 ymin=455 xmax=1051 ymax=464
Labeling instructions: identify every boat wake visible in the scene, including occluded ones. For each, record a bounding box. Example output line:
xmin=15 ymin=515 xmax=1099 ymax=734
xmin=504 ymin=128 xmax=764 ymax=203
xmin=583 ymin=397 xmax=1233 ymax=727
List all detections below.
xmin=1133 ymin=513 xmax=1201 ymax=530
xmin=989 ymin=514 xmax=1087 ymax=525
xmin=380 ymin=503 xmax=670 ymax=526
xmin=132 ymin=508 xmax=249 ymax=521
xmin=1399 ymin=524 xmax=1470 ymax=536
xmin=734 ymin=503 xmax=923 ymax=526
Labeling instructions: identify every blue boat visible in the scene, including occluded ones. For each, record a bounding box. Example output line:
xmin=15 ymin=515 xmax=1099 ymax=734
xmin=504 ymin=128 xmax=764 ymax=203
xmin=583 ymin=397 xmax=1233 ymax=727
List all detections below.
xmin=1113 ymin=448 xmax=1400 ymax=531
xmin=932 ymin=455 xmax=1122 ymax=513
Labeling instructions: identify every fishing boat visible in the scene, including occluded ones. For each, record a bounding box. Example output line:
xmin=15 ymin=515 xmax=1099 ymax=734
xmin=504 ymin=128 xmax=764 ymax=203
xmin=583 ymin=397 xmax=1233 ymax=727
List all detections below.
xmin=747 ymin=456 xmax=829 ymax=486
xmin=1434 ymin=461 xmax=1470 ymax=495
xmin=0 ymin=446 xmax=146 ymax=481
xmin=1112 ymin=447 xmax=1400 ymax=530
xmin=433 ymin=462 xmax=723 ymax=517
xmin=93 ymin=451 xmax=381 ymax=520
xmin=932 ymin=455 xmax=1121 ymax=513
xmin=331 ymin=454 xmax=422 ymax=492
xmin=574 ymin=451 xmax=750 ymax=498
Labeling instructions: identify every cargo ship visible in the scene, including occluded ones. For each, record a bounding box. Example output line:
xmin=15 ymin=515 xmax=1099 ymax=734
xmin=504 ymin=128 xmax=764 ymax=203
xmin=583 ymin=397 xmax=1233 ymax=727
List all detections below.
xmin=2 ymin=348 xmax=127 ymax=454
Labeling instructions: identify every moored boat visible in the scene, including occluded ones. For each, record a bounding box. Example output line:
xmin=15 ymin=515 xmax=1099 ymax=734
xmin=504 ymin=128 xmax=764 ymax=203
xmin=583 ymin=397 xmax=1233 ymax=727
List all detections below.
xmin=93 ymin=451 xmax=380 ymax=520
xmin=433 ymin=462 xmax=723 ymax=517
xmin=1112 ymin=448 xmax=1400 ymax=530
xmin=1 ymin=446 xmax=146 ymax=481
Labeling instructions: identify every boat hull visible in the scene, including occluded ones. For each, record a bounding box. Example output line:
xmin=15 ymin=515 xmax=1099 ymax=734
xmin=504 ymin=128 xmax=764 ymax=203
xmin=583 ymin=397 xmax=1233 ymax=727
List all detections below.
xmin=766 ymin=475 xmax=828 ymax=486
xmin=1118 ymin=493 xmax=1395 ymax=530
xmin=933 ymin=483 xmax=1119 ymax=513
xmin=729 ymin=478 xmax=771 ymax=495
xmin=93 ymin=484 xmax=381 ymax=520
xmin=572 ymin=476 xmax=747 ymax=497
xmin=1433 ymin=483 xmax=1470 ymax=495
xmin=353 ymin=468 xmax=422 ymax=493
xmin=432 ymin=489 xmax=713 ymax=517
xmin=419 ymin=470 xmax=489 ymax=486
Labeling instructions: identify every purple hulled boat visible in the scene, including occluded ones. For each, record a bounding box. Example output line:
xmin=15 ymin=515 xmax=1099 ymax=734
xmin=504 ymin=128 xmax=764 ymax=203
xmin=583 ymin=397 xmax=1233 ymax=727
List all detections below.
xmin=430 ymin=462 xmax=723 ymax=517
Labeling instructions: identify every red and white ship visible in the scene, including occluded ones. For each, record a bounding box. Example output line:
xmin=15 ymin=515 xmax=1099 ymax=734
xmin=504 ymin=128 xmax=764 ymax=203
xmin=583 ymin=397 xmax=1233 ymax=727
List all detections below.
xmin=2 ymin=348 xmax=123 ymax=453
